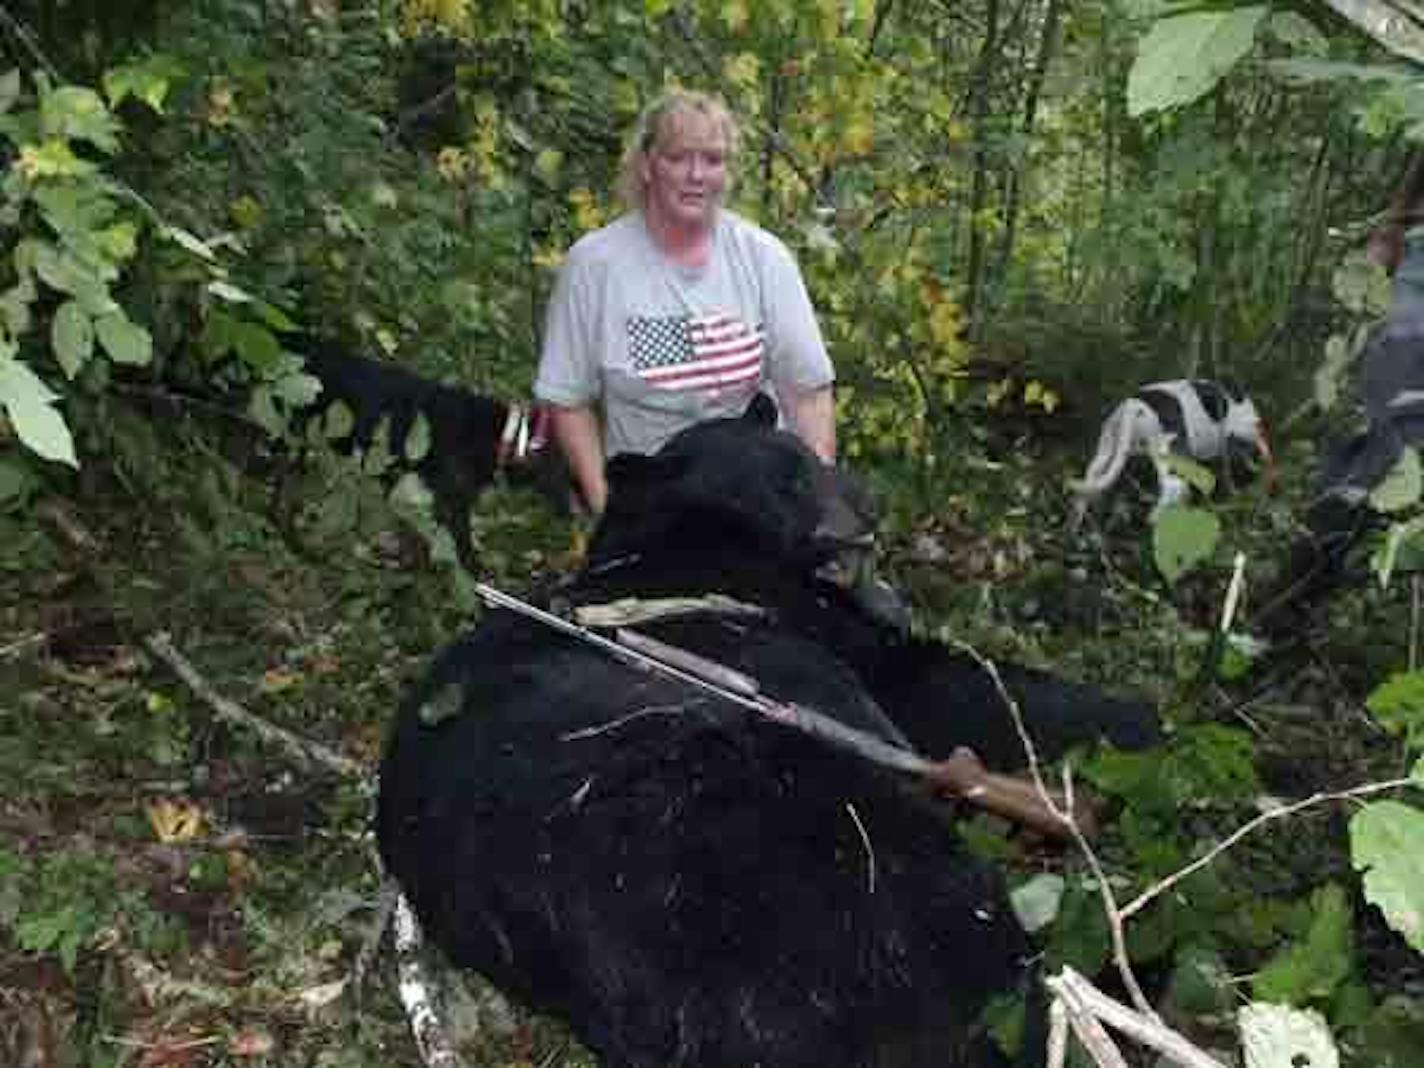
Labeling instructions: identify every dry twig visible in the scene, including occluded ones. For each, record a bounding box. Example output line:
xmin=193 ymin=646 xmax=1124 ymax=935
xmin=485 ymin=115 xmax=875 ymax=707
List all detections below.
xmin=1047 ymin=967 xmax=1227 ymax=1068
xmin=392 ymin=894 xmax=466 ymax=1068
xmin=144 ymin=631 xmax=366 ymax=781
xmin=1119 ymin=776 xmax=1419 ymax=921
xmin=951 ymin=641 xmax=1157 ymax=1019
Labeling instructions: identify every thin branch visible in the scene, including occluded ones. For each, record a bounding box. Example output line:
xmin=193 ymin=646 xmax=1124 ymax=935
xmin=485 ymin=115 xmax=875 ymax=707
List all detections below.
xmin=1053 ymin=973 xmax=1131 ymax=1068
xmin=0 ymin=6 xmax=64 ymax=81
xmin=1047 ymin=967 xmax=1228 ymax=1068
xmin=950 ymin=641 xmax=1156 ymax=1018
xmin=1119 ymin=776 xmax=1418 ymax=921
xmin=353 ymin=877 xmax=400 ymax=993
xmin=0 ymin=632 xmax=49 ymax=661
xmin=393 ymin=893 xmax=467 ymax=1068
xmin=144 ymin=631 xmax=367 ymax=782
xmin=1047 ymin=997 xmax=1069 ymax=1068
xmin=1412 ymin=574 xmax=1421 ymax=673
xmin=845 ymin=801 xmax=876 ymax=894
xmin=560 ymin=703 xmax=689 ymax=741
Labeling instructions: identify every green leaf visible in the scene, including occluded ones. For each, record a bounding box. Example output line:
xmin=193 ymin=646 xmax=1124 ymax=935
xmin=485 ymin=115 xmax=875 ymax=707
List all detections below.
xmin=1372 ymin=516 xmax=1424 ymax=590
xmin=1152 ymin=505 xmax=1221 ymax=584
xmin=1239 ymin=1003 xmax=1340 ymax=1068
xmin=1078 ymin=745 xmax=1157 ymax=802
xmin=1371 ymin=448 xmax=1422 ymax=514
xmin=0 ymin=283 xmax=34 ymax=337
xmin=252 ymin=300 xmax=297 ymax=333
xmin=0 ymin=69 xmax=20 ymax=115
xmin=0 ymin=357 xmax=77 ymax=466
xmin=160 ymin=225 xmax=216 ymax=261
xmin=1252 ymin=884 xmax=1354 ymax=1005
xmin=1265 ymin=12 xmax=1327 ymax=54
xmin=273 ymin=370 xmax=321 ymax=409
xmin=1169 ymin=945 xmax=1231 ymax=1015
xmin=1127 ymin=7 xmax=1268 ymax=117
xmin=0 ymin=457 xmax=35 ymax=507
xmin=202 ymin=311 xmax=277 ymax=372
xmin=207 ymin=279 xmax=253 ymax=304
xmin=94 ymin=311 xmax=152 ymax=366
xmin=32 ymin=242 xmax=115 ymax=313
xmin=1314 ymin=333 xmax=1351 ymax=411
xmin=1332 ymin=252 xmax=1394 ymax=317
xmin=404 ymin=411 xmax=432 ymax=463
xmin=103 ymin=58 xmax=175 ymax=113
xmin=22 ymin=139 xmax=96 ymax=178
xmin=1161 ymin=723 xmax=1258 ymax=803
xmin=1163 ymin=452 xmax=1216 ymax=496
xmin=1045 ymin=881 xmax=1111 ymax=974
xmin=33 ymin=182 xmax=119 ymax=237
xmin=38 ymin=86 xmax=120 ymax=153
xmin=981 ymin=992 xmax=1026 ymax=1061
xmin=232 ymin=320 xmax=280 ymax=372
xmin=1413 ymin=755 xmax=1424 ymax=784
xmin=247 ymin=385 xmax=283 ymax=437
xmin=94 ymin=222 xmax=137 ymax=264
xmin=1350 ymin=801 xmax=1424 ymax=953
xmin=1356 ymin=996 xmax=1424 ymax=1067
xmin=51 ymin=300 xmax=93 ymax=379
xmin=361 ymin=418 xmax=395 ymax=477
xmin=1010 ymin=873 xmax=1064 ymax=934
xmin=1365 ymin=672 xmax=1424 ymax=751
xmin=319 ymin=400 xmax=355 ymax=442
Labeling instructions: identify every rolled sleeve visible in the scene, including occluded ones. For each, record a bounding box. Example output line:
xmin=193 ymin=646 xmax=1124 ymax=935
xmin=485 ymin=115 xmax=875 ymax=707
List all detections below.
xmin=535 ymin=251 xmax=602 ymax=407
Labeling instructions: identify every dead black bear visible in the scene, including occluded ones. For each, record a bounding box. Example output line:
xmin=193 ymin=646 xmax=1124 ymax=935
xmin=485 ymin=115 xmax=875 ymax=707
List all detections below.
xmin=289 ymin=341 xmax=572 ymax=568
xmin=377 ymin=397 xmax=1158 ymax=1068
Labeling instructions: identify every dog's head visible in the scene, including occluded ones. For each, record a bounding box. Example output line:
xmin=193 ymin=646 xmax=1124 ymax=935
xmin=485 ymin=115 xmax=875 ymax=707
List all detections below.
xmin=1225 ymin=396 xmax=1276 ymax=490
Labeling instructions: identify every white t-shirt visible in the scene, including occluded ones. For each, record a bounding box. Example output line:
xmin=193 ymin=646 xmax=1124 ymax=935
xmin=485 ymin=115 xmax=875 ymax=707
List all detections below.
xmin=535 ymin=210 xmax=834 ymax=457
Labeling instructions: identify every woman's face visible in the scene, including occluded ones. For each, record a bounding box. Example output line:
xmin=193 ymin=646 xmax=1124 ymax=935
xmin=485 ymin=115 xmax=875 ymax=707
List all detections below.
xmin=641 ymin=111 xmax=728 ymax=232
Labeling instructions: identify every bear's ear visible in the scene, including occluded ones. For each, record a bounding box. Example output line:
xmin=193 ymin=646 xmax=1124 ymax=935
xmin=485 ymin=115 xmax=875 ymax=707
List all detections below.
xmin=744 ymin=392 xmax=779 ymax=427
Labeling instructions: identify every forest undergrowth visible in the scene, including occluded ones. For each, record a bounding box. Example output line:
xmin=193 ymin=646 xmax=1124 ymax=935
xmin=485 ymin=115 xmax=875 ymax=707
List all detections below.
xmin=3 ymin=411 xmax=1422 ymax=1067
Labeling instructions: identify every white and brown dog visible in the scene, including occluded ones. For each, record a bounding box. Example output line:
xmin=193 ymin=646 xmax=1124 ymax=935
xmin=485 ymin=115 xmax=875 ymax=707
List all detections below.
xmin=1072 ymin=379 xmax=1274 ymax=522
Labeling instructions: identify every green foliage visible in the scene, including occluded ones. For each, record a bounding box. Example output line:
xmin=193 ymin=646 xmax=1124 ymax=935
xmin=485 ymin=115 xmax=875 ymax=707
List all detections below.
xmin=1127 ymin=7 xmax=1269 ymax=117
xmin=1365 ymin=671 xmax=1424 ymax=751
xmin=1349 ymin=800 xmax=1424 ymax=954
xmin=1354 ymin=997 xmax=1424 ymax=1068
xmin=1152 ymin=505 xmax=1222 ymax=585
xmin=1252 ymin=884 xmax=1355 ymax=1006
xmin=1169 ymin=945 xmax=1233 ymax=1015
xmin=1372 ymin=515 xmax=1424 ymax=590
xmin=1370 ymin=448 xmax=1423 ymax=515
xmin=1239 ymin=1002 xmax=1340 ymax=1068
xmin=0 ymin=66 xmax=171 ymax=467
xmin=0 ymin=4 xmax=1420 ymax=1062
xmin=5 ymin=850 xmax=152 ymax=973
xmin=1045 ymin=878 xmax=1112 ymax=974
xmin=1081 ymin=724 xmax=1259 ymax=815
xmin=1010 ymin=872 xmax=1065 ymax=934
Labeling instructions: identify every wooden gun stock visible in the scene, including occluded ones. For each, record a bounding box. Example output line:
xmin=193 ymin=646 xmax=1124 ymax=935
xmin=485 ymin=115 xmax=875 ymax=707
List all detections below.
xmin=926 ymin=747 xmax=1099 ymax=841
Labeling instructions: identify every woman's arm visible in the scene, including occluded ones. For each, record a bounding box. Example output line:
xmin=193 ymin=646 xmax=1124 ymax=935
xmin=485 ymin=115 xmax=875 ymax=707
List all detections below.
xmin=783 ymin=383 xmax=836 ymax=463
xmin=549 ymin=404 xmax=608 ymax=516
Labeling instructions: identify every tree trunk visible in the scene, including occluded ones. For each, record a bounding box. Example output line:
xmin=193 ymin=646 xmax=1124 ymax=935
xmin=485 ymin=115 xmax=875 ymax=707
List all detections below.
xmin=991 ymin=0 xmax=1065 ymax=304
xmin=965 ymin=0 xmax=1003 ymax=343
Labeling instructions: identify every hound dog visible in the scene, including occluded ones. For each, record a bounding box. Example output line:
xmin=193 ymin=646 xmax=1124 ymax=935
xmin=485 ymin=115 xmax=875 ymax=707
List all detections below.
xmin=1072 ymin=379 xmax=1273 ymax=522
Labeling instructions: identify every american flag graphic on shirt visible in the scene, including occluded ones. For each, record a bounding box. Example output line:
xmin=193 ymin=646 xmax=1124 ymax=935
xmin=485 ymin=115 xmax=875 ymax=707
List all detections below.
xmin=627 ymin=313 xmax=764 ymax=392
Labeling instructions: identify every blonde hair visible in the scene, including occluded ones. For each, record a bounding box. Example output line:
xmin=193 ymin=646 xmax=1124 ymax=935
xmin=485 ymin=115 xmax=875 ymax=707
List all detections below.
xmin=616 ymin=89 xmax=741 ymax=210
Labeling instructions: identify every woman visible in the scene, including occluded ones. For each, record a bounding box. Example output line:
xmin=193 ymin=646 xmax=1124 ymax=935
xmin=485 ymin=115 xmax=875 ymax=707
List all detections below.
xmin=534 ymin=89 xmax=836 ymax=515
